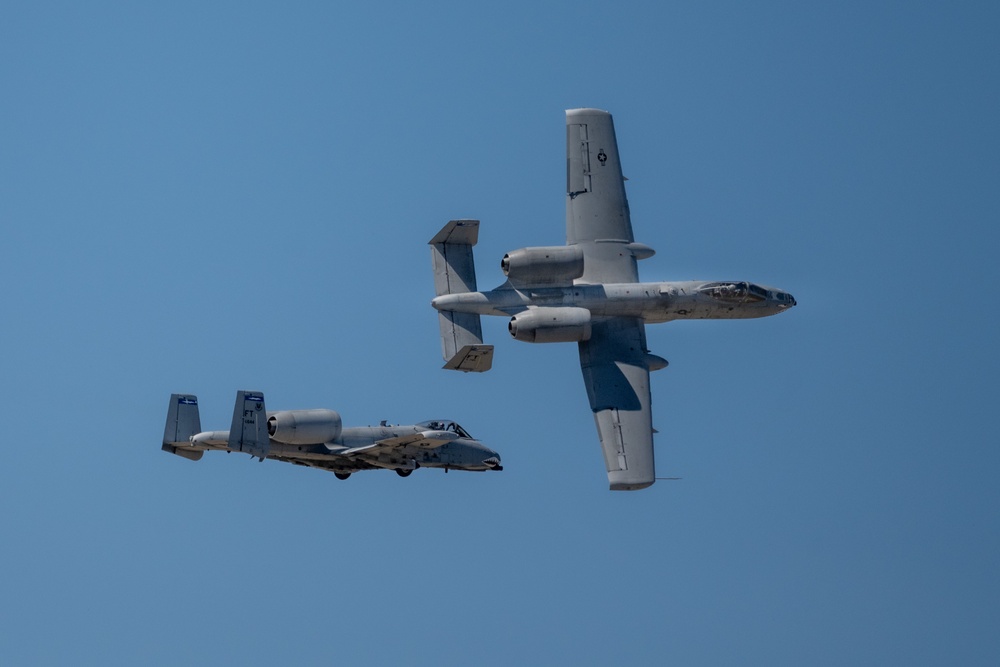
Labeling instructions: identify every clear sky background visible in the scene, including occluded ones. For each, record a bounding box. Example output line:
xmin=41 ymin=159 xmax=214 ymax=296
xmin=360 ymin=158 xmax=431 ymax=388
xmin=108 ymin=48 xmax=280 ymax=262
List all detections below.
xmin=1 ymin=2 xmax=998 ymax=665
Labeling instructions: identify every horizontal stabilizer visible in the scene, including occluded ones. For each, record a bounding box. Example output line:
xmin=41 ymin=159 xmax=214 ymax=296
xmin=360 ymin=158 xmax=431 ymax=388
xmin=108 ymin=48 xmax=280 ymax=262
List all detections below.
xmin=430 ymin=219 xmax=492 ymax=371
xmin=444 ymin=343 xmax=494 ymax=373
xmin=162 ymin=394 xmax=204 ymax=461
xmin=437 ymin=311 xmax=491 ymax=371
xmin=429 ymin=218 xmax=480 ymax=246
xmin=228 ymin=390 xmax=270 ymax=461
xmin=162 ymin=445 xmax=204 ymax=461
xmin=430 ymin=219 xmax=480 ymax=296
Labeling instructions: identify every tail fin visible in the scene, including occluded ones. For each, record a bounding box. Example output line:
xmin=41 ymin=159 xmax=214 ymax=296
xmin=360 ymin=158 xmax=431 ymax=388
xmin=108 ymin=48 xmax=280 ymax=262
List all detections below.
xmin=162 ymin=394 xmax=204 ymax=461
xmin=228 ymin=390 xmax=270 ymax=461
xmin=429 ymin=220 xmax=494 ymax=372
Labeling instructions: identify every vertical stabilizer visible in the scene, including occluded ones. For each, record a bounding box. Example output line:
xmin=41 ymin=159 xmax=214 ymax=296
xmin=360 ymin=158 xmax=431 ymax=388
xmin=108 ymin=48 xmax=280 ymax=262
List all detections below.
xmin=429 ymin=220 xmax=493 ymax=372
xmin=162 ymin=394 xmax=204 ymax=461
xmin=228 ymin=390 xmax=270 ymax=461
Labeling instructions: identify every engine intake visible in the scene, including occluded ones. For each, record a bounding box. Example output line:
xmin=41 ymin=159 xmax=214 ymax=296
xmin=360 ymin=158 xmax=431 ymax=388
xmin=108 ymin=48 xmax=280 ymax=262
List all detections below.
xmin=508 ymin=307 xmax=592 ymax=343
xmin=501 ymin=246 xmax=584 ymax=286
xmin=267 ymin=409 xmax=342 ymax=445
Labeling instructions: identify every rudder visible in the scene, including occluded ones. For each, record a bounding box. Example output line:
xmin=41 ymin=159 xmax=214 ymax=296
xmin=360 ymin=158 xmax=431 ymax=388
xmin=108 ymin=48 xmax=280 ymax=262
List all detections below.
xmin=162 ymin=394 xmax=204 ymax=461
xmin=228 ymin=390 xmax=271 ymax=461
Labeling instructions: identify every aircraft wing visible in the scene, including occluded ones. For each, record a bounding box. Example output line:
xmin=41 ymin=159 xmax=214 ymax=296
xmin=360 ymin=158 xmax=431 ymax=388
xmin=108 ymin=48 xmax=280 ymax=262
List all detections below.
xmin=578 ymin=317 xmax=656 ymax=490
xmin=565 ymin=108 xmax=644 ymax=284
xmin=267 ymin=454 xmax=378 ymax=475
xmin=339 ymin=430 xmax=459 ymax=458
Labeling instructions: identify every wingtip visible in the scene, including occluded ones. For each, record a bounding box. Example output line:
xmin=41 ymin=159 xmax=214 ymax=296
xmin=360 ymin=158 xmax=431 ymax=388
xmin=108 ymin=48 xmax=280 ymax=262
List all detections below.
xmin=609 ymin=480 xmax=655 ymax=491
xmin=566 ymin=108 xmax=611 ymax=118
xmin=429 ymin=219 xmax=480 ymax=245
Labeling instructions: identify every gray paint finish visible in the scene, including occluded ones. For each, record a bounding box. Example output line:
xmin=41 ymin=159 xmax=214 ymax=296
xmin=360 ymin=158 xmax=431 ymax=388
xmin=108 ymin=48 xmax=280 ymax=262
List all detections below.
xmin=162 ymin=391 xmax=502 ymax=480
xmin=430 ymin=108 xmax=795 ymax=491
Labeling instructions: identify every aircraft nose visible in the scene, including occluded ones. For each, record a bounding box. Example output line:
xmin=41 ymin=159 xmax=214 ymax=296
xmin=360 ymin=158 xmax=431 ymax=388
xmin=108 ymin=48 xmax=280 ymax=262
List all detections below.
xmin=775 ymin=291 xmax=796 ymax=310
xmin=483 ymin=454 xmax=503 ymax=471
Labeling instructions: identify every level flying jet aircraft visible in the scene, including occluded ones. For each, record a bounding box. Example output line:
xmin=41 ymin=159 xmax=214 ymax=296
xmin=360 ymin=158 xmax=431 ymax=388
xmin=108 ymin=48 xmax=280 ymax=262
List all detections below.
xmin=430 ymin=108 xmax=795 ymax=491
xmin=162 ymin=391 xmax=502 ymax=479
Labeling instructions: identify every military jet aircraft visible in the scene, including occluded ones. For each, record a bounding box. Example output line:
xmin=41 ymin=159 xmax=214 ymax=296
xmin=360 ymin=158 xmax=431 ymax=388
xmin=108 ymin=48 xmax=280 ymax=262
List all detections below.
xmin=162 ymin=390 xmax=502 ymax=479
xmin=430 ymin=108 xmax=795 ymax=491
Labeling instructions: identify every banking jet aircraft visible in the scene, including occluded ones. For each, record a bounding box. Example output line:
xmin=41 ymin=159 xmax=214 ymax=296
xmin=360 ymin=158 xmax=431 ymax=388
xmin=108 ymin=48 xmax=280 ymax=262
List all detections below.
xmin=162 ymin=391 xmax=502 ymax=480
xmin=430 ymin=108 xmax=795 ymax=491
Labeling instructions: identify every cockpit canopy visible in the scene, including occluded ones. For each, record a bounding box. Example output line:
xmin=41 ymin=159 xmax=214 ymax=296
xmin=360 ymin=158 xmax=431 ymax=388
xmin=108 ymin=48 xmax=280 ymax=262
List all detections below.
xmin=700 ymin=281 xmax=768 ymax=302
xmin=699 ymin=281 xmax=795 ymax=306
xmin=417 ymin=420 xmax=473 ymax=439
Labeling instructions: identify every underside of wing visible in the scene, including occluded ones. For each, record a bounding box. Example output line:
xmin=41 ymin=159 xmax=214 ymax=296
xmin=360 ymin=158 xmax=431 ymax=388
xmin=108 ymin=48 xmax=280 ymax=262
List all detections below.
xmin=578 ymin=317 xmax=656 ymax=490
xmin=271 ymin=455 xmax=377 ymax=475
xmin=565 ymin=108 xmax=641 ymax=284
xmin=340 ymin=431 xmax=458 ymax=458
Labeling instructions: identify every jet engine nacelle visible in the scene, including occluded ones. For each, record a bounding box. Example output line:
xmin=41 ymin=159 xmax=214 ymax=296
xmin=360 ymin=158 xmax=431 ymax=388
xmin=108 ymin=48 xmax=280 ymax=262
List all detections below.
xmin=508 ymin=307 xmax=592 ymax=343
xmin=501 ymin=246 xmax=584 ymax=285
xmin=267 ymin=409 xmax=343 ymax=445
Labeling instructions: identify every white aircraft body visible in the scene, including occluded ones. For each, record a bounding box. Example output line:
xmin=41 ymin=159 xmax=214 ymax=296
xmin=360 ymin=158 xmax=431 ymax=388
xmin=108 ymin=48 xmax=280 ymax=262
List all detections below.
xmin=162 ymin=391 xmax=502 ymax=480
xmin=430 ymin=108 xmax=795 ymax=491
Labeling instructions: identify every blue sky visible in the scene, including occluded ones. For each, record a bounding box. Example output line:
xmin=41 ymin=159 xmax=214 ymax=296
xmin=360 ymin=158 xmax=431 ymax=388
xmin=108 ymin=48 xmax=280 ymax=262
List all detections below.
xmin=1 ymin=1 xmax=998 ymax=664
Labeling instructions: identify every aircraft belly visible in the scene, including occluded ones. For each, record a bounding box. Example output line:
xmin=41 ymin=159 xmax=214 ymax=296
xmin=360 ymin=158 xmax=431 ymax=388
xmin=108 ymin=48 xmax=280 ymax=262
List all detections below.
xmin=437 ymin=290 xmax=531 ymax=317
xmin=653 ymin=298 xmax=771 ymax=322
xmin=513 ymin=283 xmax=664 ymax=319
xmin=584 ymin=302 xmax=659 ymax=320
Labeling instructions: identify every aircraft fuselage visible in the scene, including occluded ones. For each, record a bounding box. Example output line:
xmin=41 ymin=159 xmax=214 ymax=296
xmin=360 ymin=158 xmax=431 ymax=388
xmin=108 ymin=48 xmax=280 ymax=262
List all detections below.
xmin=432 ymin=279 xmax=796 ymax=324
xmin=188 ymin=422 xmax=500 ymax=472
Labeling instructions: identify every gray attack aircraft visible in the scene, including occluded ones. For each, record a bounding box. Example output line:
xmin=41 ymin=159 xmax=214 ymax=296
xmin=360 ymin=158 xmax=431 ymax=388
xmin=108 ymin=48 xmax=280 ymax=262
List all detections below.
xmin=162 ymin=391 xmax=502 ymax=480
xmin=430 ymin=108 xmax=795 ymax=491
